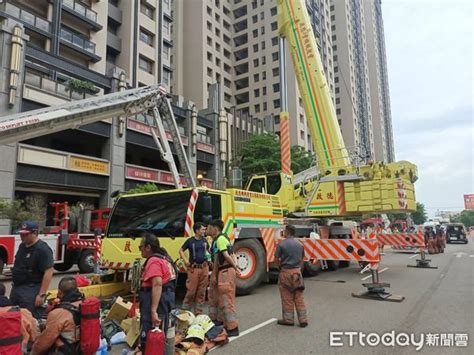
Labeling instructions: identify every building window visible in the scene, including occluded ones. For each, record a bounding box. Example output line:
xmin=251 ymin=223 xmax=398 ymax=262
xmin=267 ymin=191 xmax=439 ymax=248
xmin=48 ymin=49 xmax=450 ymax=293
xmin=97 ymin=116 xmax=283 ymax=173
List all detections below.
xmin=139 ymin=56 xmax=153 ymax=74
xmin=252 ymin=15 xmax=258 ymax=23
xmin=207 ymin=52 xmax=213 ymax=61
xmin=273 ymin=83 xmax=280 ymax=92
xmin=336 ymin=108 xmax=341 ymax=114
xmin=261 ymin=41 xmax=265 ymax=50
xmin=255 ymin=104 xmax=260 ymax=113
xmin=272 ymin=67 xmax=279 ymax=77
xmin=260 ymin=12 xmax=265 ymax=20
xmin=216 ymin=57 xmax=221 ymax=66
xmin=262 ymin=71 xmax=266 ymax=80
xmin=271 ymin=22 xmax=277 ymax=31
xmin=262 ymin=86 xmax=267 ymax=95
xmin=335 ymin=77 xmax=339 ymax=83
xmin=207 ymin=36 xmax=212 ymax=46
xmin=207 ymin=6 xmax=212 ymax=15
xmin=274 ymin=99 xmax=280 ymax=108
xmin=254 ymin=73 xmax=260 ymax=82
xmin=163 ymin=45 xmax=170 ymax=60
xmin=254 ymin=58 xmax=259 ymax=67
xmin=253 ymin=29 xmax=258 ymax=38
xmin=140 ymin=2 xmax=154 ymax=19
xmin=207 ymin=67 xmax=213 ymax=77
xmin=254 ymin=89 xmax=260 ymax=97
xmin=261 ymin=26 xmax=265 ymax=35
xmin=163 ymin=70 xmax=171 ymax=85
xmin=335 ymin=98 xmax=340 ymax=104
xmin=272 ymin=37 xmax=278 ymax=46
xmin=207 ymin=21 xmax=212 ymax=30
xmin=335 ymin=87 xmax=339 ymax=94
xmin=272 ymin=52 xmax=278 ymax=61
xmin=271 ymin=7 xmax=277 ymax=16
xmin=139 ymin=28 xmax=154 ymax=46
xmin=253 ymin=44 xmax=259 ymax=52
xmin=263 ymin=102 xmax=267 ymax=110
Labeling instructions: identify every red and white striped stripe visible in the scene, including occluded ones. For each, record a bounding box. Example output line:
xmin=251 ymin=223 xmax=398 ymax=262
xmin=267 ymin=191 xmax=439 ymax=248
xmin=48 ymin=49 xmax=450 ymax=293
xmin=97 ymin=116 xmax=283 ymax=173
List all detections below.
xmin=103 ymin=261 xmax=131 ymax=269
xmin=94 ymin=235 xmax=102 ymax=263
xmin=184 ymin=189 xmax=199 ymax=238
xmin=300 ymin=238 xmax=380 ymax=263
xmin=68 ymin=239 xmax=96 ymax=248
xmin=337 ymin=182 xmax=346 ymax=215
xmin=279 ymin=113 xmax=292 ymax=174
xmin=370 ymin=231 xmax=425 ymax=248
xmin=260 ymin=228 xmax=279 ymax=263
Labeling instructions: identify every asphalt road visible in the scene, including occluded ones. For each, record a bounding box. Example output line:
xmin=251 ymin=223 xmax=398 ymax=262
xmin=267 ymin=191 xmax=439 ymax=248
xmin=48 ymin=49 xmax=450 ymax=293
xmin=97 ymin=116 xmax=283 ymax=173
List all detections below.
xmin=1 ymin=240 xmax=472 ymax=354
xmin=213 ymin=240 xmax=473 ymax=355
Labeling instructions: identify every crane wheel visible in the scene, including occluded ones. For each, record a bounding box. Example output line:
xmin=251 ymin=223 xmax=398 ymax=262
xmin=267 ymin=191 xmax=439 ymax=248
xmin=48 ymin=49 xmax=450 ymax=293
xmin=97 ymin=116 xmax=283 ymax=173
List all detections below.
xmin=303 ymin=260 xmax=322 ymax=276
xmin=234 ymin=239 xmax=266 ymax=295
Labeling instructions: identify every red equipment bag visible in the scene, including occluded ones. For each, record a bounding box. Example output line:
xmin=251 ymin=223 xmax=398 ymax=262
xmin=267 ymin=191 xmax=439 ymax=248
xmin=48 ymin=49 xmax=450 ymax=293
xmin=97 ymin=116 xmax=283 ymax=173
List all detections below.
xmin=80 ymin=297 xmax=101 ymax=355
xmin=0 ymin=308 xmax=22 ymax=355
xmin=145 ymin=328 xmax=165 ymax=355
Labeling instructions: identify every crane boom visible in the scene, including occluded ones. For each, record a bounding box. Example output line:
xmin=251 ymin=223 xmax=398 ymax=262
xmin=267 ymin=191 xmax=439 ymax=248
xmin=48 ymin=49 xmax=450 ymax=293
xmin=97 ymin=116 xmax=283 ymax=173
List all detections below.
xmin=277 ymin=0 xmax=350 ymax=174
xmin=0 ymin=85 xmax=196 ymax=188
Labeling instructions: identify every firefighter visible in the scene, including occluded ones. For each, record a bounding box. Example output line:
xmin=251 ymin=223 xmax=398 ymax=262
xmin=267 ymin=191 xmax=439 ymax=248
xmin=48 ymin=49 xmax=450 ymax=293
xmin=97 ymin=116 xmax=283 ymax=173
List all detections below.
xmin=275 ymin=224 xmax=308 ymax=327
xmin=207 ymin=219 xmax=240 ymax=337
xmin=179 ymin=222 xmax=210 ymax=314
xmin=31 ymin=276 xmax=84 ymax=354
xmin=10 ymin=221 xmax=54 ymax=320
xmin=0 ymin=282 xmax=38 ymax=350
xmin=435 ymin=225 xmax=445 ymax=253
xmin=138 ymin=233 xmax=177 ymax=354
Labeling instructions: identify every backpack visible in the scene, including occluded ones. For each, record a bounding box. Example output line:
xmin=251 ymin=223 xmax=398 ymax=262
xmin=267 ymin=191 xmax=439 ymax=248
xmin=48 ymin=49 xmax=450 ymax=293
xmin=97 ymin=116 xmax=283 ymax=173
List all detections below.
xmin=54 ymin=297 xmax=101 ymax=355
xmin=0 ymin=307 xmax=22 ymax=355
xmin=149 ymin=254 xmax=179 ymax=289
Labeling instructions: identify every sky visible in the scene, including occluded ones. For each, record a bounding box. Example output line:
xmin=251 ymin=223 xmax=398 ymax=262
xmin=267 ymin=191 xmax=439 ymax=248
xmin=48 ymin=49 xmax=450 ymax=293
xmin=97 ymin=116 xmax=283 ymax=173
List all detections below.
xmin=381 ymin=0 xmax=473 ymax=216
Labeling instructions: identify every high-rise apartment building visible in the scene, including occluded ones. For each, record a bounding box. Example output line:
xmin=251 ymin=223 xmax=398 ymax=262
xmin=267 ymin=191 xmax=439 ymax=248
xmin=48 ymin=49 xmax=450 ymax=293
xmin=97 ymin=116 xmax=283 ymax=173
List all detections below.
xmin=173 ymin=0 xmax=335 ymax=153
xmin=330 ymin=0 xmax=394 ymax=163
xmin=173 ymin=0 xmax=395 ymax=163
xmin=0 ymin=0 xmax=218 ymax=233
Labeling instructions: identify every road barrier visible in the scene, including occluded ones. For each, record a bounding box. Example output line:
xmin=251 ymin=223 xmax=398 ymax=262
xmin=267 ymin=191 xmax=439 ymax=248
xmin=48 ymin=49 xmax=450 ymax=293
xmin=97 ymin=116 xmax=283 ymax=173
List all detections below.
xmin=370 ymin=231 xmax=437 ymax=269
xmin=301 ymin=238 xmax=404 ymax=302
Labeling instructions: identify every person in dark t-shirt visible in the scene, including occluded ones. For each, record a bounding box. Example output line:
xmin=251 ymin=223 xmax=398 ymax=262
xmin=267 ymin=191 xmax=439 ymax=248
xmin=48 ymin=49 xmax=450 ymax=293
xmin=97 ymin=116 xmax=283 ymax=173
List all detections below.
xmin=179 ymin=222 xmax=210 ymax=314
xmin=10 ymin=221 xmax=54 ymax=319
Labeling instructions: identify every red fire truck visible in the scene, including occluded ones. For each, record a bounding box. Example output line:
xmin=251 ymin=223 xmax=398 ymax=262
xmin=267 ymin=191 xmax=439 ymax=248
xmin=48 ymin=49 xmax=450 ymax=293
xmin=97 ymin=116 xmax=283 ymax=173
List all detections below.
xmin=0 ymin=202 xmax=110 ymax=274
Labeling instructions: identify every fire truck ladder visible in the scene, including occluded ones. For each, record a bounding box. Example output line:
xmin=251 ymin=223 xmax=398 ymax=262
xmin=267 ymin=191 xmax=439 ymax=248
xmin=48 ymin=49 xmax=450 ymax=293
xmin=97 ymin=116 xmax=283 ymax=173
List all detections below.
xmin=0 ymin=85 xmax=195 ymax=188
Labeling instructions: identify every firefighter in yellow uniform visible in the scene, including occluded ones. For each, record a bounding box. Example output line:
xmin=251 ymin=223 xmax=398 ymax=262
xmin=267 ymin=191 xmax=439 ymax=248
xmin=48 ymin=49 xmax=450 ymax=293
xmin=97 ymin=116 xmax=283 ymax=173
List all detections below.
xmin=207 ymin=219 xmax=240 ymax=337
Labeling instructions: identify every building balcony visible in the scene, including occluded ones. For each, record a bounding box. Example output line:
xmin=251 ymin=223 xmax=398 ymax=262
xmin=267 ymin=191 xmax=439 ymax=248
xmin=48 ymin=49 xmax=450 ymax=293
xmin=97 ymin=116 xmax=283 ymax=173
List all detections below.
xmin=107 ymin=32 xmax=122 ymax=53
xmin=62 ymin=0 xmax=102 ymax=31
xmin=107 ymin=1 xmax=122 ymax=25
xmin=0 ymin=1 xmax=51 ymax=36
xmin=60 ymin=27 xmax=101 ymax=62
xmin=23 ymin=71 xmax=98 ymax=105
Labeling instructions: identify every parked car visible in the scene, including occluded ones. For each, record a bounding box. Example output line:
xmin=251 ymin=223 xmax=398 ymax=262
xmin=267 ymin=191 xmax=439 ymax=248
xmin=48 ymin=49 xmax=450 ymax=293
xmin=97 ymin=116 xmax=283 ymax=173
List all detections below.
xmin=445 ymin=223 xmax=468 ymax=244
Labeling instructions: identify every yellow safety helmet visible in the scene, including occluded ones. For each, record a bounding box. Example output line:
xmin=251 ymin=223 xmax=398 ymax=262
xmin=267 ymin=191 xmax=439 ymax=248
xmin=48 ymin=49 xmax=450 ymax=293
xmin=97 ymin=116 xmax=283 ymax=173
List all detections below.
xmin=193 ymin=314 xmax=215 ymax=333
xmin=185 ymin=324 xmax=205 ymax=344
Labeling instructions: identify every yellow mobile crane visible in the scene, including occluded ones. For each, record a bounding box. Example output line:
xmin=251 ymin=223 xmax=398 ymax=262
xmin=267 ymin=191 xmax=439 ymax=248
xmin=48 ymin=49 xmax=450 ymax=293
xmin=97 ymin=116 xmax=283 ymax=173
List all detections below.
xmin=246 ymin=0 xmax=417 ymax=219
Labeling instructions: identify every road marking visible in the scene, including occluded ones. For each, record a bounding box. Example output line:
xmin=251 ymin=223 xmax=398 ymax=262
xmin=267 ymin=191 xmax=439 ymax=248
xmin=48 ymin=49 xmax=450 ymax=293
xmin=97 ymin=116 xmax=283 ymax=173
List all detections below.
xmin=409 ymin=254 xmax=419 ymax=259
xmin=361 ymin=267 xmax=388 ymax=281
xmin=210 ymin=318 xmax=277 ymax=351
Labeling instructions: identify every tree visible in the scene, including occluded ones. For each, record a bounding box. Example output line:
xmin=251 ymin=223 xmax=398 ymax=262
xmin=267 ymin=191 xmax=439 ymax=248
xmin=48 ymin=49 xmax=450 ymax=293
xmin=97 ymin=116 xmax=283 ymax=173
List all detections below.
xmin=0 ymin=196 xmax=46 ymax=231
xmin=411 ymin=202 xmax=427 ymax=225
xmin=238 ymin=133 xmax=315 ymax=184
xmin=451 ymin=210 xmax=474 ymax=227
xmin=125 ymin=182 xmax=160 ymax=195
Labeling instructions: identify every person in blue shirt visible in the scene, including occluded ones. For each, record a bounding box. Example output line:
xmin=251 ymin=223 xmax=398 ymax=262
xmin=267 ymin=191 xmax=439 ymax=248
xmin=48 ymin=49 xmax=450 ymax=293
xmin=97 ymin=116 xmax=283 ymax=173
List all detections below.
xmin=179 ymin=222 xmax=210 ymax=314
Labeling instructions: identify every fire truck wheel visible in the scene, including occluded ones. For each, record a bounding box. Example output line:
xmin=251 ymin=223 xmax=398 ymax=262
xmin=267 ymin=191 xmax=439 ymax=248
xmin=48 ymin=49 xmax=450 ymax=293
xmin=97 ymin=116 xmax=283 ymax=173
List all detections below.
xmin=54 ymin=261 xmax=74 ymax=272
xmin=303 ymin=260 xmax=322 ymax=276
xmin=234 ymin=239 xmax=266 ymax=295
xmin=326 ymin=260 xmax=339 ymax=271
xmin=78 ymin=250 xmax=95 ymax=274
